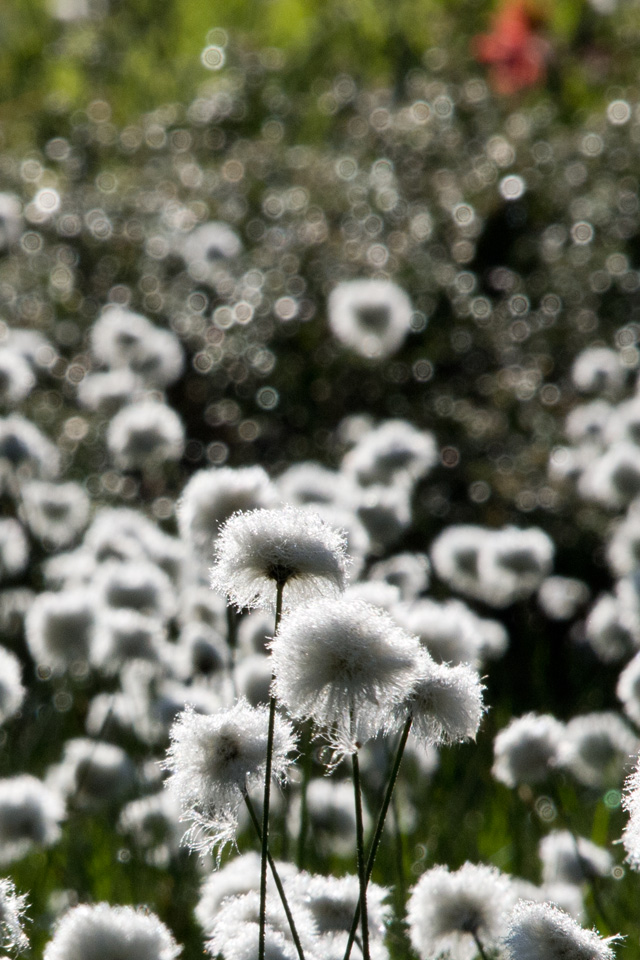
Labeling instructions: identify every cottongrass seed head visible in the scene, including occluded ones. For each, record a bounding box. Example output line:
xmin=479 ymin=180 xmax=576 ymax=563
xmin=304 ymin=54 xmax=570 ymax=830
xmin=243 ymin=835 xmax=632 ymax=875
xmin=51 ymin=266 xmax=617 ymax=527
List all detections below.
xmin=210 ymin=506 xmax=349 ymax=611
xmin=0 ymin=877 xmax=28 ymax=953
xmin=162 ymin=699 xmax=297 ymax=856
xmin=407 ymin=862 xmax=514 ymax=960
xmin=270 ymin=597 xmax=420 ymax=756
xmin=43 ymin=902 xmax=181 ymax=960
xmin=492 ymin=713 xmax=565 ymax=787
xmin=503 ymin=900 xmax=619 ymax=960
xmin=621 ymin=751 xmax=640 ymax=869
xmin=398 ymin=650 xmax=486 ymax=747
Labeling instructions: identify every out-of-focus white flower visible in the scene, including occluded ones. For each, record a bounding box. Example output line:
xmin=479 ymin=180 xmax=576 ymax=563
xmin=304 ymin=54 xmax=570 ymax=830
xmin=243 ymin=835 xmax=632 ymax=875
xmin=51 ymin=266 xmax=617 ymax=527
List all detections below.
xmin=43 ymin=902 xmax=181 ymax=960
xmin=369 ymin=552 xmax=430 ymax=600
xmin=180 ymin=221 xmax=242 ymax=265
xmin=178 ymin=466 xmax=276 ymax=560
xmin=0 ymin=775 xmax=65 ymax=865
xmin=328 ymin=279 xmax=415 ymax=359
xmin=107 ymin=401 xmax=185 ymax=471
xmin=539 ymin=831 xmax=613 ymax=886
xmin=0 ymin=647 xmax=25 ymax=726
xmin=210 ymin=507 xmax=349 ymax=611
xmin=20 ymin=481 xmax=90 ymax=548
xmin=538 ymin=577 xmax=590 ymax=621
xmin=118 ymin=790 xmax=183 ymax=865
xmin=342 ymin=420 xmax=437 ymax=487
xmin=0 ymin=877 xmax=28 ymax=953
xmin=271 ymin=597 xmax=419 ymax=756
xmin=234 ymin=654 xmax=272 ymax=707
xmin=356 ymin=482 xmax=412 ymax=551
xmin=162 ymin=700 xmax=296 ymax=855
xmin=492 ymin=713 xmax=565 ymax=788
xmin=565 ymin=402 xmax=612 ymax=446
xmin=572 ymin=346 xmax=625 ymax=398
xmin=585 ymin=593 xmax=639 ymax=663
xmin=276 ymin=462 xmax=353 ymax=508
xmin=617 ymin=652 xmax=640 ymax=726
xmin=92 ymin=608 xmax=169 ymax=673
xmin=91 ymin=306 xmax=184 ymax=388
xmin=431 ymin=525 xmax=553 ymax=608
xmin=48 ymin=738 xmax=136 ymax=807
xmin=0 ymin=519 xmax=28 ymax=580
xmin=95 ymin=559 xmax=177 ymax=622
xmin=289 ymin=778 xmax=368 ymax=858
xmin=503 ymin=900 xmax=619 ymax=960
xmin=0 ymin=349 xmax=35 ymax=405
xmin=0 ymin=416 xmax=60 ymax=492
xmin=559 ymin=712 xmax=638 ymax=787
xmin=407 ymin=862 xmax=514 ymax=960
xmin=76 ymin=368 xmax=140 ymax=413
xmin=607 ymin=505 xmax=640 ymax=577
xmin=394 ymin=598 xmax=486 ymax=667
xmin=579 ymin=442 xmax=640 ymax=509
xmin=25 ymin=589 xmax=97 ymax=672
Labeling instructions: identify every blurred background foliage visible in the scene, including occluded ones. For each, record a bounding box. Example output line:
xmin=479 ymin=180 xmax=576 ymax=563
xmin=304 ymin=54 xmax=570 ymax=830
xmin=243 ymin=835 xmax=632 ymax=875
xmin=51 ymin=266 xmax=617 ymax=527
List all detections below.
xmin=3 ymin=0 xmax=640 ymax=148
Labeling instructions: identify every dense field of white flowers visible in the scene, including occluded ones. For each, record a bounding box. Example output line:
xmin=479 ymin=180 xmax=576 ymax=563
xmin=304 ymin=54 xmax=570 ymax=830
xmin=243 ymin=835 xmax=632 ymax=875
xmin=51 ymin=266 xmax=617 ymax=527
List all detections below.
xmin=6 ymin=7 xmax=640 ymax=959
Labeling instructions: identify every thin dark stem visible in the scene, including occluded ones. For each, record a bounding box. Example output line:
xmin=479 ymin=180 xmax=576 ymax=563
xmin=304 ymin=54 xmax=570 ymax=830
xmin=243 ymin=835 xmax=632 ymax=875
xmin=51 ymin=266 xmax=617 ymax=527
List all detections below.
xmin=243 ymin=791 xmax=306 ymax=960
xmin=352 ymin=749 xmax=370 ymax=960
xmin=259 ymin=581 xmax=284 ymax=960
xmin=390 ymin=790 xmax=405 ymax=906
xmin=343 ymin=714 xmax=413 ymax=960
xmin=297 ymin=721 xmax=313 ymax=871
xmin=548 ymin=777 xmax=614 ymax=935
xmin=226 ymin=604 xmax=238 ymax=695
xmin=472 ymin=931 xmax=488 ymax=960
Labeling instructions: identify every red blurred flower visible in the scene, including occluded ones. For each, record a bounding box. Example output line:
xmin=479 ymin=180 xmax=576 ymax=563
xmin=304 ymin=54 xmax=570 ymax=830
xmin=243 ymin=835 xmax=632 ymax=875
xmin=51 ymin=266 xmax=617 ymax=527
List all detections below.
xmin=472 ymin=1 xmax=550 ymax=95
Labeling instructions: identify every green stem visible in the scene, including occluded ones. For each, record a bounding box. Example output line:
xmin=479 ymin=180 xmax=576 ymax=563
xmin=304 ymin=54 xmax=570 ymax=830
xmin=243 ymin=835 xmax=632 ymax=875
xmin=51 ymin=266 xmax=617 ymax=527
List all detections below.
xmin=343 ymin=714 xmax=413 ymax=960
xmin=243 ymin=791 xmax=306 ymax=960
xmin=259 ymin=581 xmax=284 ymax=960
xmin=548 ymin=777 xmax=614 ymax=935
xmin=352 ymin=749 xmax=370 ymax=960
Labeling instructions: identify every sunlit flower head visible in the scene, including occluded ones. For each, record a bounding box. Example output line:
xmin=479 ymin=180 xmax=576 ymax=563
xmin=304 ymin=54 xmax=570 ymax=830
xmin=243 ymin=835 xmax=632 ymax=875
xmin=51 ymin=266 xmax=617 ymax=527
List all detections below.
xmin=162 ymin=700 xmax=297 ymax=855
xmin=398 ymin=650 xmax=485 ymax=746
xmin=0 ymin=877 xmax=28 ymax=953
xmin=328 ymin=279 xmax=415 ymax=359
xmin=43 ymin=902 xmax=181 ymax=960
xmin=210 ymin=507 xmax=349 ymax=611
xmin=503 ymin=900 xmax=619 ymax=960
xmin=408 ymin=862 xmax=514 ymax=960
xmin=271 ymin=597 xmax=420 ymax=755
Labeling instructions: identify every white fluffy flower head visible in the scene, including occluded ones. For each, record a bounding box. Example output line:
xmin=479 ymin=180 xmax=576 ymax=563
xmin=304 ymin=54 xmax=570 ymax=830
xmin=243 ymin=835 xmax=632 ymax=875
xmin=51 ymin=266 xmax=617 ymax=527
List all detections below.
xmin=408 ymin=862 xmax=513 ymax=960
xmin=271 ymin=597 xmax=420 ymax=756
xmin=210 ymin=507 xmax=349 ymax=611
xmin=162 ymin=700 xmax=297 ymax=855
xmin=43 ymin=902 xmax=181 ymax=960
xmin=503 ymin=900 xmax=619 ymax=960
